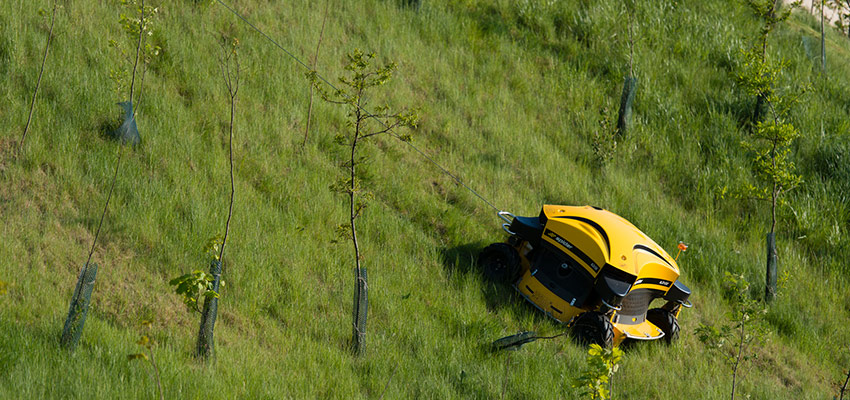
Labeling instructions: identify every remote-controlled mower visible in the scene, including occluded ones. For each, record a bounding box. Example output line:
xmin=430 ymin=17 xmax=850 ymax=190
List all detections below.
xmin=479 ymin=205 xmax=692 ymax=348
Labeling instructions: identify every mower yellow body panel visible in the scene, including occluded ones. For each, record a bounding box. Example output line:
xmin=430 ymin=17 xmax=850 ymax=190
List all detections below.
xmin=510 ymin=205 xmax=685 ymax=345
xmin=536 ymin=205 xmax=678 ymax=278
xmin=515 ymin=268 xmax=584 ymax=322
xmin=615 ymin=321 xmax=664 ymax=341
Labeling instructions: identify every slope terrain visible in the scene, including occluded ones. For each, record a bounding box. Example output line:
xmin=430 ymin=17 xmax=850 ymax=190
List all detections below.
xmin=1 ymin=0 xmax=849 ymax=398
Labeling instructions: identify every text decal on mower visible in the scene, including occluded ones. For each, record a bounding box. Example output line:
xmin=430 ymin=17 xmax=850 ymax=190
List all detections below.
xmin=545 ymin=229 xmax=573 ymax=250
xmin=634 ymin=278 xmax=672 ymax=287
xmin=543 ymin=229 xmax=600 ymax=272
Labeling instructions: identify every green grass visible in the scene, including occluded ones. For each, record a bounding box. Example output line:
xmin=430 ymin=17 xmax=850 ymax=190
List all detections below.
xmin=1 ymin=0 xmax=849 ymax=398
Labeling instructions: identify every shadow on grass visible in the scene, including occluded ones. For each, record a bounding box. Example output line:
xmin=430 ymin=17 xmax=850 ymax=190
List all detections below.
xmin=439 ymin=243 xmax=545 ymax=319
xmin=450 ymin=2 xmax=623 ymax=81
xmin=96 ymin=115 xmax=122 ymax=143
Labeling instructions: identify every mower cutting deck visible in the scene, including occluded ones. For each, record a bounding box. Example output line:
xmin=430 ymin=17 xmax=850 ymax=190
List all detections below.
xmin=479 ymin=205 xmax=692 ymax=347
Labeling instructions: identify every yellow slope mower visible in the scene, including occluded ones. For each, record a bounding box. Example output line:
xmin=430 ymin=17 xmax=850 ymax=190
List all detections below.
xmin=480 ymin=205 xmax=692 ymax=348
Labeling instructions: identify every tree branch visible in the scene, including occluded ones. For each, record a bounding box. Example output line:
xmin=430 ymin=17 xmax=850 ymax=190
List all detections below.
xmin=360 ymin=124 xmax=401 ymax=139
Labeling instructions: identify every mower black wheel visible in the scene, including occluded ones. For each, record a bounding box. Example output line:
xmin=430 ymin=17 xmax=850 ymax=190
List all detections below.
xmin=646 ymin=308 xmax=680 ymax=344
xmin=571 ymin=311 xmax=614 ymax=348
xmin=478 ymin=243 xmax=520 ymax=283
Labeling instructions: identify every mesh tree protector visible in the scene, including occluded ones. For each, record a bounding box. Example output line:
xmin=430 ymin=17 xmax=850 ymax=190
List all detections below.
xmin=196 ymin=260 xmax=222 ymax=358
xmin=765 ymin=233 xmax=778 ymax=302
xmin=617 ymin=77 xmax=637 ymax=138
xmin=113 ymin=101 xmax=140 ymax=146
xmin=60 ymin=263 xmax=98 ymax=350
xmin=352 ymin=268 xmax=368 ymax=354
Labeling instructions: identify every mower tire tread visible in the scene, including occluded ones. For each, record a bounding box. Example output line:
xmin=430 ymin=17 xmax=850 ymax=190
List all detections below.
xmin=478 ymin=243 xmax=521 ymax=283
xmin=646 ymin=308 xmax=680 ymax=344
xmin=572 ymin=311 xmax=614 ymax=348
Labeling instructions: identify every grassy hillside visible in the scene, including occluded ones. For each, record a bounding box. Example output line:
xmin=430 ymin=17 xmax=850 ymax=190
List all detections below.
xmin=1 ymin=0 xmax=849 ymax=398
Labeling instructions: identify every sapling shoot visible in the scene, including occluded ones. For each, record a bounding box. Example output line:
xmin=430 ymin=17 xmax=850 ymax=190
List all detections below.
xmin=170 ymin=36 xmax=239 ymax=360
xmin=308 ymin=49 xmax=417 ymax=354
xmin=128 ymin=319 xmax=164 ymax=400
xmin=572 ymin=344 xmax=624 ymax=400
xmin=195 ymin=35 xmax=239 ymax=359
xmin=696 ymin=273 xmax=767 ymax=400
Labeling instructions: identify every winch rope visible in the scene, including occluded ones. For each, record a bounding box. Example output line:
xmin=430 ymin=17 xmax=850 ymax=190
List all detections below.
xmin=214 ymin=0 xmax=502 ymax=214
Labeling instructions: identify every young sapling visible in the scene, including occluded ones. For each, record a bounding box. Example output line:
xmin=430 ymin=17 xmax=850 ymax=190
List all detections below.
xmin=170 ymin=34 xmax=239 ymax=360
xmin=696 ymin=273 xmax=767 ymax=400
xmin=128 ymin=319 xmax=164 ymax=400
xmin=737 ymin=0 xmax=803 ymax=302
xmin=308 ymin=49 xmax=418 ymax=354
xmin=572 ymin=344 xmax=624 ymax=400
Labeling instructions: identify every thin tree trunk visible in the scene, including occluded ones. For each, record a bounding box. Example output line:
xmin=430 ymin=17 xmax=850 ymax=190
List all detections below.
xmin=19 ymin=1 xmax=57 ymax=154
xmin=753 ymin=2 xmax=777 ymax=124
xmin=129 ymin=0 xmax=145 ymax=112
xmin=197 ymin=45 xmax=238 ymax=360
xmin=378 ymin=364 xmax=397 ymax=400
xmin=135 ymin=32 xmax=149 ymax=115
xmin=840 ymin=364 xmax=850 ymax=400
xmin=349 ymin=102 xmax=366 ymax=354
xmin=822 ymin=0 xmax=827 ymax=77
xmin=302 ymin=0 xmax=329 ymax=148
xmin=350 ymin=158 xmax=360 ymax=278
xmin=147 ymin=346 xmax=164 ymax=400
xmin=349 ymin=137 xmax=362 ymax=332
xmin=349 ymin=109 xmax=362 ymax=276
xmin=84 ymin=146 xmax=124 ymax=272
xmin=216 ymin=39 xmax=239 ymax=262
xmin=610 ymin=368 xmax=615 ymax=400
xmin=218 ymin=86 xmax=236 ymax=262
xmin=730 ymin=305 xmax=746 ymax=400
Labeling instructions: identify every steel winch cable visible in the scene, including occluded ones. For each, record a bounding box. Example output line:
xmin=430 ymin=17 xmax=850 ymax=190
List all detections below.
xmin=214 ymin=0 xmax=503 ymax=214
